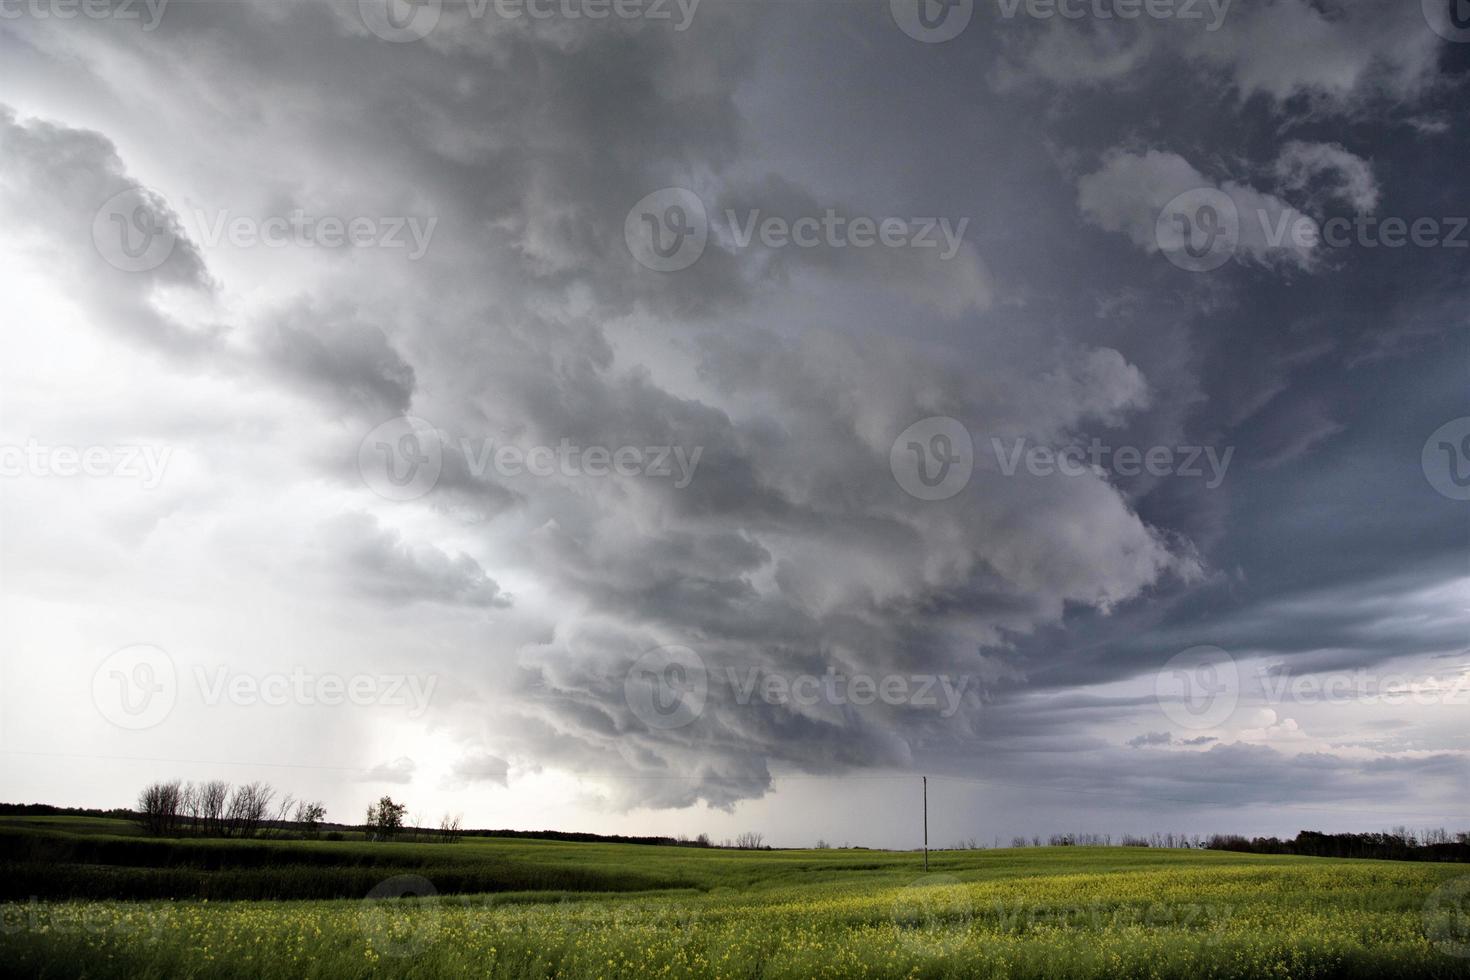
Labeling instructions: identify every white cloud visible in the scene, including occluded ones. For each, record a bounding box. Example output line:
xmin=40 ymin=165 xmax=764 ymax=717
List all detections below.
xmin=1077 ymin=148 xmax=1324 ymax=272
xmin=1272 ymin=141 xmax=1380 ymax=214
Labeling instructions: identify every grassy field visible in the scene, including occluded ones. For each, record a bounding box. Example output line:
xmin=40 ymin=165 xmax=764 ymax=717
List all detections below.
xmin=3 ymin=817 xmax=1469 ymax=978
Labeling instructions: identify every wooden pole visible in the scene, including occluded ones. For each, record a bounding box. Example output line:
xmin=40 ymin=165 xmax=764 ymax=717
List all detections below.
xmin=923 ymin=776 xmax=929 ymax=871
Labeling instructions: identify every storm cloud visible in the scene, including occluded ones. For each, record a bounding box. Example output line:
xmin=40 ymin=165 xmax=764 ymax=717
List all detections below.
xmin=1 ymin=0 xmax=1464 ymax=844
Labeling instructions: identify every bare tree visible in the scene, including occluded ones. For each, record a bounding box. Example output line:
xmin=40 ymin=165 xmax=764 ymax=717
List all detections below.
xmin=734 ymin=831 xmax=765 ymax=850
xmin=180 ymin=782 xmax=202 ymax=833
xmin=266 ymin=793 xmax=296 ymax=838
xmin=438 ymin=812 xmax=463 ymax=844
xmin=136 ymin=780 xmax=185 ymax=835
xmin=199 ymin=780 xmax=230 ymax=836
xmin=223 ymin=782 xmax=275 ymax=838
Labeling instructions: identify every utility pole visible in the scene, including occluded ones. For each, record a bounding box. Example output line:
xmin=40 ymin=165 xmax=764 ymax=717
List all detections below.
xmin=922 ymin=776 xmax=929 ymax=871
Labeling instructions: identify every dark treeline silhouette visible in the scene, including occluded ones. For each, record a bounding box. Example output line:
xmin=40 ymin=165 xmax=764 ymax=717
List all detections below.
xmin=0 ymin=802 xmax=133 ymax=820
xmin=1206 ymin=828 xmax=1470 ymax=862
xmin=2 ymin=800 xmax=747 ymax=849
xmin=10 ymin=799 xmax=1463 ymax=862
xmin=133 ymin=780 xmax=326 ymax=839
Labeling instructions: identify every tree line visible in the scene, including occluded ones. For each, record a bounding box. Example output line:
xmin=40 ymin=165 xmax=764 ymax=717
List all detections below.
xmin=135 ymin=780 xmax=326 ymax=838
xmin=935 ymin=827 xmax=1470 ymax=862
xmin=1205 ymin=828 xmax=1470 ymax=862
xmin=132 ymin=781 xmax=470 ymax=843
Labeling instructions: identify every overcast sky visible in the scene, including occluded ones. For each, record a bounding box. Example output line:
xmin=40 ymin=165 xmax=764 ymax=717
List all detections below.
xmin=0 ymin=0 xmax=1466 ymax=848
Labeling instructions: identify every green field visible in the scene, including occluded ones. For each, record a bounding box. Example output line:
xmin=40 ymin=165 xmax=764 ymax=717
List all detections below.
xmin=3 ymin=817 xmax=1469 ymax=979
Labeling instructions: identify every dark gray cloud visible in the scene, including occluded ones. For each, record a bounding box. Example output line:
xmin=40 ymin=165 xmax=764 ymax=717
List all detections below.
xmin=318 ymin=513 xmax=511 ymax=608
xmin=257 ymin=308 xmax=417 ymax=419
xmin=2 ymin=0 xmax=1465 ymax=838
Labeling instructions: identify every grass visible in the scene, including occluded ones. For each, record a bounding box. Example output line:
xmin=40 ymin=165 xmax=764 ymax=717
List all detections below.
xmin=3 ymin=817 xmax=1469 ymax=978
